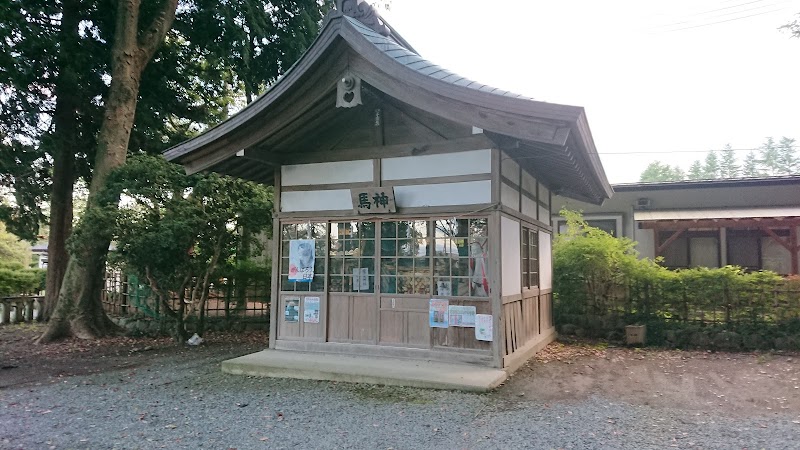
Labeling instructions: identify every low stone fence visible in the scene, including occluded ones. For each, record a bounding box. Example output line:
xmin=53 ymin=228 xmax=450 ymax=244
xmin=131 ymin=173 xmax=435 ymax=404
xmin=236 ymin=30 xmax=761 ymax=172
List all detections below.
xmin=0 ymin=296 xmax=43 ymax=324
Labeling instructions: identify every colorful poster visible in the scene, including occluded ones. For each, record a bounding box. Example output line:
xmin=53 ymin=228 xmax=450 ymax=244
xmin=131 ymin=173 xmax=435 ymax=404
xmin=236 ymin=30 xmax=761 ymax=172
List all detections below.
xmin=284 ymin=297 xmax=300 ymax=323
xmin=303 ymin=297 xmax=320 ymax=324
xmin=429 ymin=299 xmax=449 ymax=328
xmin=288 ymin=240 xmax=315 ymax=282
xmin=475 ymin=314 xmax=493 ymax=341
xmin=353 ymin=268 xmax=370 ymax=291
xmin=449 ymin=305 xmax=477 ymax=327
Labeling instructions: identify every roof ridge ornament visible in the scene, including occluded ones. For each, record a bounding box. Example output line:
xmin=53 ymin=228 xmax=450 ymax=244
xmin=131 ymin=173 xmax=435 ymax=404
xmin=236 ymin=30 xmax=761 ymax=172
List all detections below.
xmin=336 ymin=0 xmax=391 ymax=37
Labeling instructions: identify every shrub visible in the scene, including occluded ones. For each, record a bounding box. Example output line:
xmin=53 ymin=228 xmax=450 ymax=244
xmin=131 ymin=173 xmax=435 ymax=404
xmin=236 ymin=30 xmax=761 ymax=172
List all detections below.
xmin=553 ymin=209 xmax=800 ymax=348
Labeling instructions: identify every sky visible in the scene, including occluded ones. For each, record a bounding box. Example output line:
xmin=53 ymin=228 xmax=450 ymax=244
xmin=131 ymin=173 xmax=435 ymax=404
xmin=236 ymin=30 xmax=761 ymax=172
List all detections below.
xmin=380 ymin=0 xmax=800 ymax=183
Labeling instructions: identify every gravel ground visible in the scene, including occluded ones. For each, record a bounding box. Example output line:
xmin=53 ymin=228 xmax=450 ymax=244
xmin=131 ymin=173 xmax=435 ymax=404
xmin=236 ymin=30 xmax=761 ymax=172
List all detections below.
xmin=3 ymin=347 xmax=800 ymax=450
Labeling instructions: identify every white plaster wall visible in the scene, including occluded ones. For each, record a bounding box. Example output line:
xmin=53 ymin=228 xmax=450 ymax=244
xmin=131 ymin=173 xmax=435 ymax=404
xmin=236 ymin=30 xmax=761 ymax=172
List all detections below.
xmin=762 ymin=238 xmax=791 ymax=274
xmin=522 ymin=195 xmax=537 ymax=220
xmin=539 ymin=231 xmax=552 ymax=290
xmin=521 ymin=170 xmax=537 ymax=195
xmin=501 ymin=216 xmax=521 ymax=296
xmin=538 ymin=205 xmax=550 ymax=226
xmin=501 ymin=153 xmax=520 ymax=184
xmin=393 ymin=181 xmax=491 ymax=207
xmin=281 ymin=160 xmax=373 ymax=186
xmin=501 ymin=182 xmax=520 ymax=211
xmin=635 ymin=228 xmax=656 ymax=260
xmin=538 ymin=183 xmax=550 ymax=205
xmin=281 ymin=190 xmax=353 ymax=212
xmin=381 ymin=149 xmax=491 ymax=180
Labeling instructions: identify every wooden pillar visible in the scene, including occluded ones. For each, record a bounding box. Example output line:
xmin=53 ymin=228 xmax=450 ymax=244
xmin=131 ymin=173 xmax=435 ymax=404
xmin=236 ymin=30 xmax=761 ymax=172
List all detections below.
xmin=1 ymin=302 xmax=9 ymax=324
xmin=719 ymin=227 xmax=727 ymax=267
xmin=268 ymin=167 xmax=282 ymax=349
xmin=791 ymin=226 xmax=799 ymax=276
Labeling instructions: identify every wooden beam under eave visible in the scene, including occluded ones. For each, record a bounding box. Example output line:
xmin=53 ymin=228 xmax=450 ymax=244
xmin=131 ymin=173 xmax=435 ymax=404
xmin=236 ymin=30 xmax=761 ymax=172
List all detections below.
xmin=657 ymin=228 xmax=687 ymax=256
xmin=639 ymin=217 xmax=800 ymax=230
xmin=760 ymin=225 xmax=794 ymax=254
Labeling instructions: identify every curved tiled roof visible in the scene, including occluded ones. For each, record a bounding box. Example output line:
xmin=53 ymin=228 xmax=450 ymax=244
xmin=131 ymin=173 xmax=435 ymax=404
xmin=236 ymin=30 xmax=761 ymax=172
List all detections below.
xmin=344 ymin=16 xmax=529 ymax=100
xmin=164 ymin=8 xmax=612 ymax=204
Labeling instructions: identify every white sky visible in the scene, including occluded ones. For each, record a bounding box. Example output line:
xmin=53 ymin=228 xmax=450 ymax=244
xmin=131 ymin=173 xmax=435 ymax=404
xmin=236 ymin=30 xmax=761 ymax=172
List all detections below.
xmin=380 ymin=0 xmax=800 ymax=183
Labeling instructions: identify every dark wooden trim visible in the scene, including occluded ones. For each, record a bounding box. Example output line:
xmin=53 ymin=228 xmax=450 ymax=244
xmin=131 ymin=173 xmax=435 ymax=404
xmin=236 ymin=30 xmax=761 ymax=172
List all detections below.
xmin=381 ymin=173 xmax=491 ymax=187
xmin=255 ymin=135 xmax=495 ymax=166
xmin=489 ymin=211 xmax=503 ymax=368
xmin=657 ymin=229 xmax=687 ymax=255
xmin=499 ymin=206 xmax=553 ymax=233
xmin=640 ymin=218 xmax=800 ymax=230
xmin=276 ymin=203 xmax=498 ymax=220
xmin=760 ymin=226 xmax=794 ymax=253
xmin=281 ymin=182 xmax=373 ymax=192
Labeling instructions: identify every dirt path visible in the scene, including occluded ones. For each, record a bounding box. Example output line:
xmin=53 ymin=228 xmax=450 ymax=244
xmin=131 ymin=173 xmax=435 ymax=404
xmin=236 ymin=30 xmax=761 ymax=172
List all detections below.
xmin=4 ymin=324 xmax=800 ymax=418
xmin=0 ymin=323 xmax=266 ymax=389
xmin=504 ymin=341 xmax=800 ymax=417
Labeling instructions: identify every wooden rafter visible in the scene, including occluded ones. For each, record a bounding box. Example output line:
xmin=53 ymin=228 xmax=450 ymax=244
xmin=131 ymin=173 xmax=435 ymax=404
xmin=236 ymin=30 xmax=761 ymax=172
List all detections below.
xmin=657 ymin=228 xmax=687 ymax=255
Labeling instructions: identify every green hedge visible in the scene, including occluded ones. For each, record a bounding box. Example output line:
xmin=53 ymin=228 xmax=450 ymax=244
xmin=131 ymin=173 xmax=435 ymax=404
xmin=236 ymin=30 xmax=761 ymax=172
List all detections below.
xmin=553 ymin=210 xmax=800 ymax=350
xmin=0 ymin=261 xmax=44 ymax=297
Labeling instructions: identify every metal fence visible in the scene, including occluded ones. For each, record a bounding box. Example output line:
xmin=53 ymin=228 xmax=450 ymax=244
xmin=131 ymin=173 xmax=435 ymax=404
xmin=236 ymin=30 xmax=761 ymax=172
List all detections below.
xmin=101 ymin=272 xmax=269 ymax=320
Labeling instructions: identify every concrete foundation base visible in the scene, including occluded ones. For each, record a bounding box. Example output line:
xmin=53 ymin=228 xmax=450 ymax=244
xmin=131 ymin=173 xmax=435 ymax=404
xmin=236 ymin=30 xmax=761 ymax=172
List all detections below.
xmin=222 ymin=350 xmax=508 ymax=392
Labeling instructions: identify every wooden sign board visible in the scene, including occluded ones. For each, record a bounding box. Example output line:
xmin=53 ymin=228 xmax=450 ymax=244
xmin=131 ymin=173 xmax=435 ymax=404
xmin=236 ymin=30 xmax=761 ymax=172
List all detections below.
xmin=351 ymin=187 xmax=397 ymax=214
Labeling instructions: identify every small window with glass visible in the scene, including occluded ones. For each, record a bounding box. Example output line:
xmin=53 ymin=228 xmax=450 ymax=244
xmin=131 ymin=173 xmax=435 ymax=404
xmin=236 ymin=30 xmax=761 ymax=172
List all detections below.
xmin=433 ymin=218 xmax=489 ymax=297
xmin=280 ymin=222 xmax=326 ymax=292
xmin=521 ymin=227 xmax=539 ymax=289
xmin=329 ymin=221 xmax=376 ymax=293
xmin=380 ymin=220 xmax=431 ymax=294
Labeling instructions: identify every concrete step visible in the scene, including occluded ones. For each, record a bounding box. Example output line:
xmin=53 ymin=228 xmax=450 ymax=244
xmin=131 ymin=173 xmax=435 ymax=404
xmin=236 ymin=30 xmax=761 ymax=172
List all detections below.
xmin=222 ymin=349 xmax=507 ymax=392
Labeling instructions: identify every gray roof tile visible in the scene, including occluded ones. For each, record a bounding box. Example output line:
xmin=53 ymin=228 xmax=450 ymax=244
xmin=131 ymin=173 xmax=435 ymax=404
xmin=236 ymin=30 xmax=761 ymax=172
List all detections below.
xmin=343 ymin=16 xmax=532 ymax=100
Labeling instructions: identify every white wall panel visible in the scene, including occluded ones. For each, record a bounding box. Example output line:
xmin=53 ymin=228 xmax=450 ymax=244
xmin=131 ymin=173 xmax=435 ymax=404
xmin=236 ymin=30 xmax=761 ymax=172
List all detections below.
xmin=522 ymin=196 xmax=537 ymax=220
xmin=539 ymin=231 xmax=552 ymax=290
xmin=501 ymin=153 xmax=520 ymax=184
xmin=381 ymin=149 xmax=491 ymax=181
xmin=393 ymin=181 xmax=491 ymax=207
xmin=538 ymin=205 xmax=551 ymax=226
xmin=501 ymin=183 xmax=520 ymax=211
xmin=281 ymin=160 xmax=373 ymax=186
xmin=635 ymin=229 xmax=656 ymax=260
xmin=501 ymin=216 xmax=521 ymax=296
xmin=281 ymin=190 xmax=353 ymax=212
xmin=521 ymin=171 xmax=537 ymax=196
xmin=538 ymin=183 xmax=550 ymax=205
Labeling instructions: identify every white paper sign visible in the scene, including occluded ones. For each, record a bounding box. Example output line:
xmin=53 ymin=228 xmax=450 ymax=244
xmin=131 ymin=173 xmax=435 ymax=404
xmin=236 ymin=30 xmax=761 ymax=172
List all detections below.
xmin=448 ymin=305 xmax=476 ymax=327
xmin=303 ymin=297 xmax=320 ymax=324
xmin=475 ymin=314 xmax=493 ymax=341
xmin=353 ymin=268 xmax=369 ymax=291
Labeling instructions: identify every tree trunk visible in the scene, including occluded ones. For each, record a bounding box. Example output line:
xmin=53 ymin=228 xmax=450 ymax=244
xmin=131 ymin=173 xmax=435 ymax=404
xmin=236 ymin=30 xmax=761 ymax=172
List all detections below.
xmin=38 ymin=0 xmax=179 ymax=343
xmin=43 ymin=0 xmax=79 ymax=321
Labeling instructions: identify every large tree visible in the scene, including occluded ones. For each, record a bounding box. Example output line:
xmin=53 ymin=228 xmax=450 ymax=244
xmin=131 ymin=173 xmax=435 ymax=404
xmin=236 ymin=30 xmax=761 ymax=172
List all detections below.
xmin=38 ymin=0 xmax=181 ymax=342
xmin=31 ymin=0 xmax=330 ymax=342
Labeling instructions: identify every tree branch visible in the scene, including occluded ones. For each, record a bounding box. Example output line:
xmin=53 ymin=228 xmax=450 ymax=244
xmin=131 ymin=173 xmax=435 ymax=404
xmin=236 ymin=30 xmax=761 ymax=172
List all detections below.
xmin=136 ymin=0 xmax=179 ymax=67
